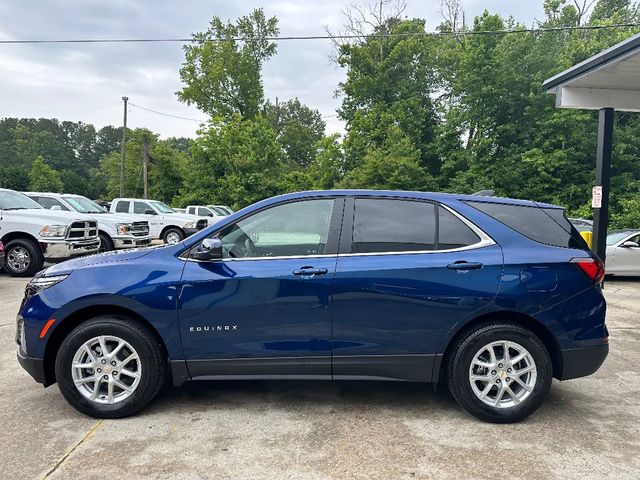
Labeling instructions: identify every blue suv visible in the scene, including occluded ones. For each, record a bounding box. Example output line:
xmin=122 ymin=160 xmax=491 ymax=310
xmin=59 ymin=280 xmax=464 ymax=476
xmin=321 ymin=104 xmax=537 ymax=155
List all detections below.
xmin=16 ymin=190 xmax=608 ymax=422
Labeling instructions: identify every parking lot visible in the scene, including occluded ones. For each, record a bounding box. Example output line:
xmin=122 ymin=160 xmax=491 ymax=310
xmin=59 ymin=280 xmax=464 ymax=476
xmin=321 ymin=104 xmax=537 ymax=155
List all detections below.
xmin=0 ymin=274 xmax=638 ymax=480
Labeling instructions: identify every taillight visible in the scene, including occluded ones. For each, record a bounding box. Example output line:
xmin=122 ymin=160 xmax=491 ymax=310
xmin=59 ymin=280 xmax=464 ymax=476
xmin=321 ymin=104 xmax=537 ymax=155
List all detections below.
xmin=571 ymin=257 xmax=605 ymax=284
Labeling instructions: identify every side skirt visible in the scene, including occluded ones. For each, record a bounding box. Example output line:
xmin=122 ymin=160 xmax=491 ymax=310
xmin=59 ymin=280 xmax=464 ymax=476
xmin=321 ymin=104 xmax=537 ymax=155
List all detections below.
xmin=171 ymin=354 xmax=439 ymax=386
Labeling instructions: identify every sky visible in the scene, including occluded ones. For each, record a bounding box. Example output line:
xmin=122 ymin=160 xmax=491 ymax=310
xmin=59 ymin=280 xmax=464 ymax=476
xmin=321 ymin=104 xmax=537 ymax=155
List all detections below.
xmin=0 ymin=1 xmax=545 ymax=139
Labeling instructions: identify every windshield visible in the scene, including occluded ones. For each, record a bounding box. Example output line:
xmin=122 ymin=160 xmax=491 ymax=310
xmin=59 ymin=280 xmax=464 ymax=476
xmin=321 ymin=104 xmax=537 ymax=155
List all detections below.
xmin=208 ymin=205 xmax=233 ymax=215
xmin=0 ymin=190 xmax=43 ymax=210
xmin=607 ymin=232 xmax=633 ymax=245
xmin=63 ymin=196 xmax=107 ymax=214
xmin=150 ymin=201 xmax=175 ymax=214
xmin=207 ymin=206 xmax=227 ymax=215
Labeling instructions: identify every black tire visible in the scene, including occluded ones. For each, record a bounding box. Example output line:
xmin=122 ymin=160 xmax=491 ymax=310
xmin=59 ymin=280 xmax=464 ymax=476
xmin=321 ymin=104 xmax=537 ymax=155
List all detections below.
xmin=162 ymin=227 xmax=184 ymax=244
xmin=98 ymin=232 xmax=115 ymax=252
xmin=4 ymin=238 xmax=44 ymax=277
xmin=447 ymin=323 xmax=552 ymax=423
xmin=55 ymin=315 xmax=166 ymax=418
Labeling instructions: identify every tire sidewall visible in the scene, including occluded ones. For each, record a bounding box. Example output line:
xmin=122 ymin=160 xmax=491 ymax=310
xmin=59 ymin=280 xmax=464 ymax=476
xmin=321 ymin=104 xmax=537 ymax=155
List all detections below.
xmin=4 ymin=239 xmax=43 ymax=277
xmin=55 ymin=318 xmax=161 ymax=418
xmin=450 ymin=325 xmax=552 ymax=423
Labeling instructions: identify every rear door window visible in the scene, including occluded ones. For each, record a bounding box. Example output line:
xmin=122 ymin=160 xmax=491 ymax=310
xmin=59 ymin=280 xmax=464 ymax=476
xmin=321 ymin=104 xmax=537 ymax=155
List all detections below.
xmin=465 ymin=201 xmax=587 ymax=249
xmin=351 ymin=199 xmax=481 ymax=254
xmin=115 ymin=201 xmax=130 ymax=213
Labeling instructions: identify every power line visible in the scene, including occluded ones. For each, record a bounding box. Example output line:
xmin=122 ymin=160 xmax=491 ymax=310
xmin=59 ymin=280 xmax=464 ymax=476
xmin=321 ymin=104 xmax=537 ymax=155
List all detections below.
xmin=128 ymin=102 xmax=207 ymax=122
xmin=1 ymin=23 xmax=639 ymax=45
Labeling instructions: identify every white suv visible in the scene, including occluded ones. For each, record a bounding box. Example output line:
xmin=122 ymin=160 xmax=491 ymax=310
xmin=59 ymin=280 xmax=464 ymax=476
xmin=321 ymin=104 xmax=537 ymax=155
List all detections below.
xmin=110 ymin=198 xmax=208 ymax=244
xmin=25 ymin=192 xmax=151 ymax=252
xmin=0 ymin=189 xmax=100 ymax=276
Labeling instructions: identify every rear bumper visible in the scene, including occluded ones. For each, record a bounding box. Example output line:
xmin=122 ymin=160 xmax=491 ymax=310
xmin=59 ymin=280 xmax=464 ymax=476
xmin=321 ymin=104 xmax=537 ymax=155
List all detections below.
xmin=558 ymin=343 xmax=609 ymax=380
xmin=41 ymin=238 xmax=100 ymax=260
xmin=184 ymin=227 xmax=199 ymax=237
xmin=17 ymin=349 xmax=48 ymax=386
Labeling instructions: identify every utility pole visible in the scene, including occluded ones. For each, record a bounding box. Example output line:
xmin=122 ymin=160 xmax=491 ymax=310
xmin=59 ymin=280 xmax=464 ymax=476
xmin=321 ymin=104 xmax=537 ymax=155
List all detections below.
xmin=142 ymin=138 xmax=149 ymax=199
xmin=120 ymin=96 xmax=128 ymax=197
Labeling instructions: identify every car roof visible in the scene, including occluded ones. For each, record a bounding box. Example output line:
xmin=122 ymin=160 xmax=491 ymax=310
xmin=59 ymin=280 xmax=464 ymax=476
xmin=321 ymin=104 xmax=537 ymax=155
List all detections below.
xmin=265 ymin=190 xmax=563 ymax=209
xmin=608 ymin=229 xmax=640 ymax=235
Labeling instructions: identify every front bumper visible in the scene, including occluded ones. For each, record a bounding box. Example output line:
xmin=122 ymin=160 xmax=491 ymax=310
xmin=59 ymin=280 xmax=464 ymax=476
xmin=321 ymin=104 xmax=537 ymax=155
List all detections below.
xmin=17 ymin=349 xmax=48 ymax=385
xmin=558 ymin=343 xmax=609 ymax=380
xmin=41 ymin=238 xmax=100 ymax=261
xmin=113 ymin=236 xmax=152 ymax=249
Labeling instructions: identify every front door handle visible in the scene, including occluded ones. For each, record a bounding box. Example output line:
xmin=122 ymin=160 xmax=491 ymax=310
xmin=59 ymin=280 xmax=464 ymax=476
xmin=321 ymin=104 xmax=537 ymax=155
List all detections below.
xmin=292 ymin=266 xmax=329 ymax=276
xmin=447 ymin=261 xmax=483 ymax=271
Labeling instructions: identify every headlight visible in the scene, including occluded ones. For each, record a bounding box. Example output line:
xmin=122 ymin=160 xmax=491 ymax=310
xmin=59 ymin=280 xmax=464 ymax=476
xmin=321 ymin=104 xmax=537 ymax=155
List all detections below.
xmin=25 ymin=274 xmax=69 ymax=298
xmin=183 ymin=221 xmax=198 ymax=229
xmin=39 ymin=225 xmax=68 ymax=238
xmin=115 ymin=223 xmax=129 ymax=235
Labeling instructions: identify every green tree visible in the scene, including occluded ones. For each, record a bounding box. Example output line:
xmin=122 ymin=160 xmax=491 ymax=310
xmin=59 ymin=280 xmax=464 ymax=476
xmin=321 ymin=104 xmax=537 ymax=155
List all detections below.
xmin=176 ymin=115 xmax=285 ymax=208
xmin=265 ymin=98 xmax=326 ymax=168
xmin=99 ymin=129 xmax=188 ymax=202
xmin=28 ymin=156 xmax=64 ymax=192
xmin=177 ymin=8 xmax=279 ymax=119
xmin=340 ymin=125 xmax=435 ymax=191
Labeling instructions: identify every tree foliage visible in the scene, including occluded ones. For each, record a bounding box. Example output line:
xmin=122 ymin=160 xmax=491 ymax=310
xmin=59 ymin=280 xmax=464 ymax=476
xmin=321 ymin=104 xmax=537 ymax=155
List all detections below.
xmin=3 ymin=1 xmax=640 ymax=228
xmin=177 ymin=8 xmax=279 ymax=120
xmin=28 ymin=156 xmax=64 ymax=193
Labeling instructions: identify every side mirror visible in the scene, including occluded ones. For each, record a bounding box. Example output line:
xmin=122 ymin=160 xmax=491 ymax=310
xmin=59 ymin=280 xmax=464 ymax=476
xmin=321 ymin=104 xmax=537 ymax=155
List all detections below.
xmin=50 ymin=205 xmax=62 ymax=211
xmin=192 ymin=237 xmax=223 ymax=261
xmin=621 ymin=240 xmax=639 ymax=248
xmin=207 ymin=213 xmax=214 ymax=217
xmin=144 ymin=209 xmax=156 ymax=215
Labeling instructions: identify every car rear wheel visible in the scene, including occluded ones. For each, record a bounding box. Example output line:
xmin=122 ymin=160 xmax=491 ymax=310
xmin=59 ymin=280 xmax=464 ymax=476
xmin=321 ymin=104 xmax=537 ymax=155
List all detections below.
xmin=447 ymin=323 xmax=552 ymax=423
xmin=162 ymin=228 xmax=184 ymax=245
xmin=4 ymin=238 xmax=43 ymax=277
xmin=55 ymin=316 xmax=166 ymax=418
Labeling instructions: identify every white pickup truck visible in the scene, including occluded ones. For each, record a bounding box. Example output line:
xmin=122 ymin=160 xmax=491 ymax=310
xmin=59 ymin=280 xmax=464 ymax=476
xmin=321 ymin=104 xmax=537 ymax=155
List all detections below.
xmin=0 ymin=188 xmax=100 ymax=277
xmin=110 ymin=198 xmax=209 ymax=244
xmin=25 ymin=192 xmax=151 ymax=252
xmin=185 ymin=205 xmax=228 ymax=226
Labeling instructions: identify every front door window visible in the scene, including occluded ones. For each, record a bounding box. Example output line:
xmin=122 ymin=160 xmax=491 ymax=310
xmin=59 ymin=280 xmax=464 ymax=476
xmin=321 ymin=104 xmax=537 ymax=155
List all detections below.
xmin=217 ymin=199 xmax=335 ymax=259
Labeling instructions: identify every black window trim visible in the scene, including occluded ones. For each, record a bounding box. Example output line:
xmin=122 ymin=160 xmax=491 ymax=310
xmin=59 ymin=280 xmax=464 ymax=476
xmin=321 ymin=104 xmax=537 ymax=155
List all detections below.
xmin=464 ymin=200 xmax=585 ymax=250
xmin=340 ymin=196 xmax=495 ymax=256
xmin=181 ymin=196 xmax=346 ymax=262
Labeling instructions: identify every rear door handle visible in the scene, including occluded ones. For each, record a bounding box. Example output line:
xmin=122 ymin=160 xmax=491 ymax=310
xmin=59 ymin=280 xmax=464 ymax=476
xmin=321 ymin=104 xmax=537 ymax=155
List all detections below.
xmin=447 ymin=261 xmax=483 ymax=271
xmin=292 ymin=266 xmax=329 ymax=276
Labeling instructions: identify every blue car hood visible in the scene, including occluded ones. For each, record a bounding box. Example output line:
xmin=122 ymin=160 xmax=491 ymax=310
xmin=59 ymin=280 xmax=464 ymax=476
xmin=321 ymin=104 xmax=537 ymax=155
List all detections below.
xmin=43 ymin=246 xmax=165 ymax=276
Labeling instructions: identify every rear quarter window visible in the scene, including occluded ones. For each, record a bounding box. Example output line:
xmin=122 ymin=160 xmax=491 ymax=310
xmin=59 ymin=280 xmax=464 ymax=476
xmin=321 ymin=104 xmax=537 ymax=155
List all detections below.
xmin=465 ymin=201 xmax=587 ymax=249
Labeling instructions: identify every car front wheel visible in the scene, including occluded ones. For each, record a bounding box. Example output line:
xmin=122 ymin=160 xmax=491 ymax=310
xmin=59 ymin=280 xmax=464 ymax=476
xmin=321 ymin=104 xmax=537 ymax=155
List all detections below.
xmin=162 ymin=228 xmax=184 ymax=245
xmin=55 ymin=316 xmax=165 ymax=418
xmin=4 ymin=238 xmax=43 ymax=277
xmin=447 ymin=323 xmax=552 ymax=423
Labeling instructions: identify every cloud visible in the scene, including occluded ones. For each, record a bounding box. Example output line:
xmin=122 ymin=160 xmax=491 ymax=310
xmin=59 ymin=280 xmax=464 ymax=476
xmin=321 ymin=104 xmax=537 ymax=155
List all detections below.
xmin=0 ymin=1 xmax=542 ymax=139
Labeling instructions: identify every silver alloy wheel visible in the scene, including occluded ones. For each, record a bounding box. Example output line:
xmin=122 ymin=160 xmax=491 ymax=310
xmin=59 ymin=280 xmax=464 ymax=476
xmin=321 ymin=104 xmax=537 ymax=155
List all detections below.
xmin=166 ymin=231 xmax=181 ymax=244
xmin=7 ymin=246 xmax=31 ymax=273
xmin=71 ymin=335 xmax=142 ymax=405
xmin=469 ymin=340 xmax=537 ymax=408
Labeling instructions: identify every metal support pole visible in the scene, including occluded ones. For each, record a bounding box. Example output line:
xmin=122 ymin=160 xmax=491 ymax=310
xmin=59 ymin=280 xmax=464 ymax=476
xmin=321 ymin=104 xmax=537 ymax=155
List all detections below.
xmin=120 ymin=96 xmax=128 ymax=197
xmin=592 ymin=107 xmax=614 ymax=263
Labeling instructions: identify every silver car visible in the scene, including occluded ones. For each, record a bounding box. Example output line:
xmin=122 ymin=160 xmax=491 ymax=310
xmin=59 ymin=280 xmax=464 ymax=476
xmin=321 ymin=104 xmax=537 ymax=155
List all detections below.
xmin=606 ymin=230 xmax=640 ymax=276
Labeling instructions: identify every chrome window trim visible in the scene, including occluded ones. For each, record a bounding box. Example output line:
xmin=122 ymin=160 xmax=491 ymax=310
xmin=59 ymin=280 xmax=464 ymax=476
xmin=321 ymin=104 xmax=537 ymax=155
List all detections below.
xmin=181 ymin=203 xmax=495 ymax=263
